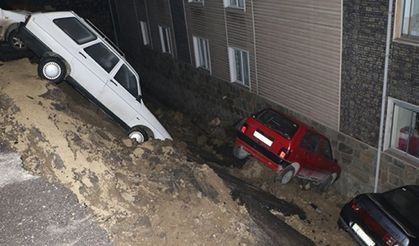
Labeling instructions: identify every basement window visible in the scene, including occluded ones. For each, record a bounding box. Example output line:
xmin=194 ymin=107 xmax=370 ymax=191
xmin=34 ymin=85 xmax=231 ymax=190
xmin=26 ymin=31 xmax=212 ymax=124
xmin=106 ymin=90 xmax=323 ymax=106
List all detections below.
xmin=158 ymin=25 xmax=173 ymax=55
xmin=228 ymin=47 xmax=250 ymax=87
xmin=193 ymin=36 xmax=211 ymax=72
xmin=188 ymin=0 xmax=204 ymax=4
xmin=385 ymin=98 xmax=419 ymax=161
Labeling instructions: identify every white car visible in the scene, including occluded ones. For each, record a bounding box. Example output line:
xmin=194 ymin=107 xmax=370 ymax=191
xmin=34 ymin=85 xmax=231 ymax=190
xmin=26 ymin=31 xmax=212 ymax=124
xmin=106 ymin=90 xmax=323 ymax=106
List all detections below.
xmin=0 ymin=8 xmax=29 ymax=50
xmin=19 ymin=11 xmax=172 ymax=143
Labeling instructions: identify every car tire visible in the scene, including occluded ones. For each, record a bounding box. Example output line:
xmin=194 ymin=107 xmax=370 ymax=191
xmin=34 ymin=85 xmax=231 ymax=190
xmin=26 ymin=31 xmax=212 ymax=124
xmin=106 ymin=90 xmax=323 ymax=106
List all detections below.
xmin=275 ymin=166 xmax=295 ymax=184
xmin=233 ymin=145 xmax=249 ymax=160
xmin=8 ymin=29 xmax=27 ymax=51
xmin=318 ymin=174 xmax=334 ymax=192
xmin=38 ymin=57 xmax=67 ymax=83
xmin=128 ymin=127 xmax=149 ymax=144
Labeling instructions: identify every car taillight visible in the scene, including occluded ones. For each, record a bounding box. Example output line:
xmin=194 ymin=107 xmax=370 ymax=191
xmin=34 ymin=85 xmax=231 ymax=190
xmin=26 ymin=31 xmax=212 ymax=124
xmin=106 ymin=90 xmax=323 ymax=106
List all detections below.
xmin=351 ymin=201 xmax=401 ymax=246
xmin=278 ymin=147 xmax=289 ymax=159
xmin=240 ymin=124 xmax=248 ymax=134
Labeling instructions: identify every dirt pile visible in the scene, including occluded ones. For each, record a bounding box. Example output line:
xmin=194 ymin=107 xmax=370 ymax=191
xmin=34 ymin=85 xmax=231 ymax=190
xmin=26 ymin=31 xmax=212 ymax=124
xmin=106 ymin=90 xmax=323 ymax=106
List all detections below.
xmin=0 ymin=59 xmax=255 ymax=245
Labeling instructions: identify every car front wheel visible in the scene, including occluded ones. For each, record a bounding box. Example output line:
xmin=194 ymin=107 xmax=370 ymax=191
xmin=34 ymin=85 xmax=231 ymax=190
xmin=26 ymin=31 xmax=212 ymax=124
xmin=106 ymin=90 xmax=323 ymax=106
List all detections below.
xmin=128 ymin=128 xmax=149 ymax=144
xmin=38 ymin=57 xmax=67 ymax=83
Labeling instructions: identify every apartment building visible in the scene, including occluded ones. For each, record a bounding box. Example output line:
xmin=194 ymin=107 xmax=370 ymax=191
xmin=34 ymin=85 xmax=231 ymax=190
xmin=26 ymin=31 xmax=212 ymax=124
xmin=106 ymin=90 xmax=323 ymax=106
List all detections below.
xmin=111 ymin=0 xmax=419 ymax=196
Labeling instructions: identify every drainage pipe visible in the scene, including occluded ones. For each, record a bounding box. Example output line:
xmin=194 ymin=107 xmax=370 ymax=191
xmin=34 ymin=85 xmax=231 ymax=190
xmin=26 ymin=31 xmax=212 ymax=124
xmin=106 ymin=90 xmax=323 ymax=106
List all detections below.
xmin=374 ymin=0 xmax=394 ymax=192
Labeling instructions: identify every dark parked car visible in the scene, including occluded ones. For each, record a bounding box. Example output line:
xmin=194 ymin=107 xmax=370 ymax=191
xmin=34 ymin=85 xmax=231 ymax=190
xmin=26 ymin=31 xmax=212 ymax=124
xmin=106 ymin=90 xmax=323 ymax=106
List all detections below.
xmin=339 ymin=185 xmax=419 ymax=246
xmin=233 ymin=108 xmax=341 ymax=189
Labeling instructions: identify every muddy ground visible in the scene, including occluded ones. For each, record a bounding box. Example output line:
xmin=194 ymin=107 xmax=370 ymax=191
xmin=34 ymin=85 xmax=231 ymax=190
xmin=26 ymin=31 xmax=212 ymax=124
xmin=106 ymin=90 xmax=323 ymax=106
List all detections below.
xmin=0 ymin=56 xmax=355 ymax=245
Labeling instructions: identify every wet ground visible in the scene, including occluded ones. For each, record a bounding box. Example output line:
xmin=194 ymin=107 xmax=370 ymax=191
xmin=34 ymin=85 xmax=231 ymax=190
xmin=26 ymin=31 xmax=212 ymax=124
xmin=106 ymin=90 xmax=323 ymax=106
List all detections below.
xmin=0 ymin=46 xmax=356 ymax=245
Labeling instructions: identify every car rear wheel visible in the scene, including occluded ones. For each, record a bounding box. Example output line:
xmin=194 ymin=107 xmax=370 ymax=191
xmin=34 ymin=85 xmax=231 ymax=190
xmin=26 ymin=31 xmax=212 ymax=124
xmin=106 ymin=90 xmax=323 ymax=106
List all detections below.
xmin=318 ymin=174 xmax=334 ymax=192
xmin=276 ymin=166 xmax=295 ymax=184
xmin=38 ymin=57 xmax=66 ymax=83
xmin=128 ymin=127 xmax=149 ymax=144
xmin=8 ymin=30 xmax=27 ymax=51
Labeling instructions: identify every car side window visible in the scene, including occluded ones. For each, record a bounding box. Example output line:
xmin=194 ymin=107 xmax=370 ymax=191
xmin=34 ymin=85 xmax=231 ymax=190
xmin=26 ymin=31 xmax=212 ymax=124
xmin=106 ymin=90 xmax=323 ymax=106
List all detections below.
xmin=54 ymin=17 xmax=96 ymax=44
xmin=84 ymin=43 xmax=119 ymax=73
xmin=114 ymin=64 xmax=138 ymax=98
xmin=318 ymin=137 xmax=333 ymax=160
xmin=300 ymin=131 xmax=319 ymax=152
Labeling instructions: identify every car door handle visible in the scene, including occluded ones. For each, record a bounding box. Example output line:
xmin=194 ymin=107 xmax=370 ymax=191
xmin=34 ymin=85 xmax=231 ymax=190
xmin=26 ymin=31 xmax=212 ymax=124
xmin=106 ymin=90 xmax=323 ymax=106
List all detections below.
xmin=110 ymin=79 xmax=118 ymax=86
xmin=78 ymin=52 xmax=86 ymax=59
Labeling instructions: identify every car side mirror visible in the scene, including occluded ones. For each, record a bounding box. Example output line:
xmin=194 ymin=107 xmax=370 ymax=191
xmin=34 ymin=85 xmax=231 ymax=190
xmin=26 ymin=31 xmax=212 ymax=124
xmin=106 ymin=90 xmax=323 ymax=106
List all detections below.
xmin=137 ymin=95 xmax=143 ymax=103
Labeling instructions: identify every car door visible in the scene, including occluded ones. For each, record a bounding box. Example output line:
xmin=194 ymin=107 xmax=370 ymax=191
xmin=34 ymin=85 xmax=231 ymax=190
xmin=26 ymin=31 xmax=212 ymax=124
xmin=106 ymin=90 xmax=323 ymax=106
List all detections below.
xmin=298 ymin=131 xmax=321 ymax=171
xmin=98 ymin=61 xmax=141 ymax=126
xmin=316 ymin=137 xmax=337 ymax=174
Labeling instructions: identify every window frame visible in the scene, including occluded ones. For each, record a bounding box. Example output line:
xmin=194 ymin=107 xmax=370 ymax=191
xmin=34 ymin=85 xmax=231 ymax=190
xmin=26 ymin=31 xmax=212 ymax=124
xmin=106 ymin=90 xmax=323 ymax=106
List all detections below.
xmin=394 ymin=0 xmax=419 ymax=45
xmin=228 ymin=46 xmax=250 ymax=87
xmin=384 ymin=97 xmax=419 ymax=163
xmin=158 ymin=25 xmax=173 ymax=55
xmin=139 ymin=21 xmax=150 ymax=46
xmin=192 ymin=36 xmax=211 ymax=73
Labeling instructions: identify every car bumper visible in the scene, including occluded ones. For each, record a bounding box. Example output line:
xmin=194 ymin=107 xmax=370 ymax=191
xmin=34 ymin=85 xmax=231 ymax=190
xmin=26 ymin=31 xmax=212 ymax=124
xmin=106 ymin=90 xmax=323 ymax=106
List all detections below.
xmin=234 ymin=132 xmax=290 ymax=172
xmin=339 ymin=205 xmax=379 ymax=246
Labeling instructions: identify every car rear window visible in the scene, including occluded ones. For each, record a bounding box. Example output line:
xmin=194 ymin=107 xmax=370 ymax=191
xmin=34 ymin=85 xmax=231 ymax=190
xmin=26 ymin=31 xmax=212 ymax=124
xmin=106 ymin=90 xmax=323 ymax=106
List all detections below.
xmin=54 ymin=17 xmax=96 ymax=44
xmin=84 ymin=43 xmax=119 ymax=73
xmin=382 ymin=187 xmax=419 ymax=232
xmin=256 ymin=110 xmax=298 ymax=139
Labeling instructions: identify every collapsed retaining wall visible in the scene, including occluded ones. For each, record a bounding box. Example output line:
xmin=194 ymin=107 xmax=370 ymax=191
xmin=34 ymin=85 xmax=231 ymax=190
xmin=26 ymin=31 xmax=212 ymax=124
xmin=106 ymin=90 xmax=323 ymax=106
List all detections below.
xmin=133 ymin=48 xmax=419 ymax=198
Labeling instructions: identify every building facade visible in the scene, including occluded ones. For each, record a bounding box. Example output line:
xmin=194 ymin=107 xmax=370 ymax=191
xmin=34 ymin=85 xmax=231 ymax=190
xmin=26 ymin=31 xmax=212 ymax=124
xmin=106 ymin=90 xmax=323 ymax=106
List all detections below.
xmin=111 ymin=0 xmax=419 ymax=197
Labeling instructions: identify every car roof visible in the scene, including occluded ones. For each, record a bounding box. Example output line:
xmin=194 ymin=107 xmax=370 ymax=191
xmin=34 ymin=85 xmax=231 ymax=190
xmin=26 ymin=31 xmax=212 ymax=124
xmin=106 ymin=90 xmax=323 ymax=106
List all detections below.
xmin=405 ymin=185 xmax=419 ymax=196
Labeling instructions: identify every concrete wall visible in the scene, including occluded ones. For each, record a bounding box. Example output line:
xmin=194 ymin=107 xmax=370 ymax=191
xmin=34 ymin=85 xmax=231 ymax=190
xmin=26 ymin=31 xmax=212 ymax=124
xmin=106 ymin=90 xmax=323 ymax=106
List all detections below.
xmin=133 ymin=48 xmax=419 ymax=198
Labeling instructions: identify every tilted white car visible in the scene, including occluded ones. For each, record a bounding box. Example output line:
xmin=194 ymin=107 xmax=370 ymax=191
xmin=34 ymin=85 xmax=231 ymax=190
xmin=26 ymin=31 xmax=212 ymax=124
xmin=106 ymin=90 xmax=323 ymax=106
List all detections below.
xmin=19 ymin=11 xmax=172 ymax=143
xmin=0 ymin=8 xmax=29 ymax=50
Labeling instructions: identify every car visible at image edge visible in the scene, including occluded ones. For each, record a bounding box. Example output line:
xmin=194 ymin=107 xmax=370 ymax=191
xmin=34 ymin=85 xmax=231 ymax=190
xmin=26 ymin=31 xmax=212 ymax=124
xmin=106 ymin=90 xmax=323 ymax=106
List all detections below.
xmin=339 ymin=185 xmax=419 ymax=246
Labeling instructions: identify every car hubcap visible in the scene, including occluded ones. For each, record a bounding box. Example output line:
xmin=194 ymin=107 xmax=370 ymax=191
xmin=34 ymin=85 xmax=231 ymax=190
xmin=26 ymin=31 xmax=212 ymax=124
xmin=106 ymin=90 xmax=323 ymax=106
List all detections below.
xmin=43 ymin=62 xmax=61 ymax=80
xmin=129 ymin=131 xmax=144 ymax=143
xmin=12 ymin=37 xmax=25 ymax=49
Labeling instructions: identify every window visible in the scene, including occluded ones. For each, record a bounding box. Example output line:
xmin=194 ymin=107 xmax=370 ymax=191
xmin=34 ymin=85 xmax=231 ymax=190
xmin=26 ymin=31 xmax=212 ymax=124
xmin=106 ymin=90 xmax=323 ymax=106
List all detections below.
xmin=54 ymin=17 xmax=96 ymax=44
xmin=401 ymin=0 xmax=419 ymax=38
xmin=193 ymin=36 xmax=211 ymax=72
xmin=114 ymin=64 xmax=138 ymax=98
xmin=300 ymin=131 xmax=320 ymax=153
xmin=84 ymin=43 xmax=119 ymax=72
xmin=385 ymin=98 xmax=419 ymax=160
xmin=188 ymin=0 xmax=204 ymax=4
xmin=256 ymin=109 xmax=299 ymax=139
xmin=158 ymin=25 xmax=172 ymax=54
xmin=139 ymin=21 xmax=150 ymax=46
xmin=228 ymin=47 xmax=250 ymax=87
xmin=224 ymin=0 xmax=245 ymax=9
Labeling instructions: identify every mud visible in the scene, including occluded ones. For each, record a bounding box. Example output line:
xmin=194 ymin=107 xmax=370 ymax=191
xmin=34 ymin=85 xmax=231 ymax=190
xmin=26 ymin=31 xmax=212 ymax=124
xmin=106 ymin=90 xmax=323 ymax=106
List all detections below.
xmin=0 ymin=59 xmax=256 ymax=245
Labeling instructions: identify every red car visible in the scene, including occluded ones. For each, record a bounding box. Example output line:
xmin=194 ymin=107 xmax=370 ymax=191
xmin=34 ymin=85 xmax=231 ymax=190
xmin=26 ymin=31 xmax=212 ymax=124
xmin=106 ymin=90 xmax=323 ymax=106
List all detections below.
xmin=233 ymin=108 xmax=341 ymax=189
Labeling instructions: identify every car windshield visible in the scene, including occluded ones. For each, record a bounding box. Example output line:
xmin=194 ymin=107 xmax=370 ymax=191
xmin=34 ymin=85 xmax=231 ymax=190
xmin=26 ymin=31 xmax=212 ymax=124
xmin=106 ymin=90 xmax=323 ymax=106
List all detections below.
xmin=256 ymin=110 xmax=298 ymax=139
xmin=382 ymin=187 xmax=419 ymax=232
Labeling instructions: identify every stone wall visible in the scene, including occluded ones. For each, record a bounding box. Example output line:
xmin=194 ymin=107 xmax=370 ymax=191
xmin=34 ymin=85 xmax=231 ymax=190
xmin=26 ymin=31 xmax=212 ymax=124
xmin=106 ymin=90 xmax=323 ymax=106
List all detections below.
xmin=132 ymin=48 xmax=419 ymax=198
